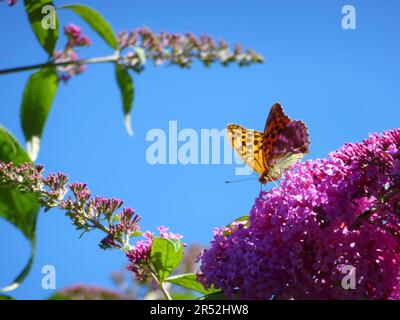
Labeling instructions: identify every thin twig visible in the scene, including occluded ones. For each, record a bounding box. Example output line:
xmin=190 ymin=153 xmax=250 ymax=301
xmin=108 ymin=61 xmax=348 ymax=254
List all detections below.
xmin=150 ymin=271 xmax=172 ymax=300
xmin=0 ymin=54 xmax=118 ymax=75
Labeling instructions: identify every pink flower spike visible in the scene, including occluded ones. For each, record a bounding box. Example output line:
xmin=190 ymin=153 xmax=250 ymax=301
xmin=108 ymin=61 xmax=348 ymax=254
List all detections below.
xmin=199 ymin=128 xmax=400 ymax=300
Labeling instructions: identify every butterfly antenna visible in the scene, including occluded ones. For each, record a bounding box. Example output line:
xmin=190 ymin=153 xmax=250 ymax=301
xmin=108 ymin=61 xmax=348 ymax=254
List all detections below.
xmin=225 ymin=177 xmax=258 ymax=184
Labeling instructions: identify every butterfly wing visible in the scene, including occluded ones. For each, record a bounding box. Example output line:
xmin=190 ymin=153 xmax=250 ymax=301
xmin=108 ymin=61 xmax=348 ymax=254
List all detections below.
xmin=263 ymin=103 xmax=291 ymax=134
xmin=268 ymin=153 xmax=305 ymax=181
xmin=227 ymin=103 xmax=310 ymax=183
xmin=262 ymin=103 xmax=291 ymax=168
xmin=267 ymin=120 xmax=310 ymax=180
xmin=227 ymin=124 xmax=266 ymax=174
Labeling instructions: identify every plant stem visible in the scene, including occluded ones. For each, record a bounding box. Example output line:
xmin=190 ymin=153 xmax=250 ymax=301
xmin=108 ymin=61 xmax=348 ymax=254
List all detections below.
xmin=0 ymin=54 xmax=118 ymax=75
xmin=150 ymin=271 xmax=172 ymax=300
xmin=160 ymin=281 xmax=173 ymax=301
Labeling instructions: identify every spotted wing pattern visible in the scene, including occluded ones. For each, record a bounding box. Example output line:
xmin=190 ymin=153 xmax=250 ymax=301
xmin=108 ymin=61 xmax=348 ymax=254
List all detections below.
xmin=261 ymin=103 xmax=291 ymax=168
xmin=226 ymin=103 xmax=310 ymax=183
xmin=227 ymin=124 xmax=265 ymax=174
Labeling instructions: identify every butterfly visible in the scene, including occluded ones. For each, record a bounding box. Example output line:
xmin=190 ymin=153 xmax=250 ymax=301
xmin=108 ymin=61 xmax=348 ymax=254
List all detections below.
xmin=227 ymin=103 xmax=310 ymax=184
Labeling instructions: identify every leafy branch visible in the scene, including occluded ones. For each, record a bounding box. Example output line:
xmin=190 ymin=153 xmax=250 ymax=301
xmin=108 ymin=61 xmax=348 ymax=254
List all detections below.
xmin=1 ymin=2 xmax=263 ymax=161
xmin=0 ymin=159 xmax=218 ymax=299
xmin=0 ymin=0 xmax=263 ymax=295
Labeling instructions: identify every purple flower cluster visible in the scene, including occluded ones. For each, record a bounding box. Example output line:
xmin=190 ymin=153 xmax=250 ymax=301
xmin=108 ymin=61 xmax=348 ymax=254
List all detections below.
xmin=198 ymin=129 xmax=400 ymax=299
xmin=117 ymin=28 xmax=263 ymax=72
xmin=0 ymin=161 xmax=66 ymax=210
xmin=64 ymin=24 xmax=92 ymax=47
xmin=0 ymin=161 xmax=141 ymax=250
xmin=1 ymin=0 xmax=17 ymax=6
xmin=56 ymin=284 xmax=128 ymax=300
xmin=99 ymin=208 xmax=141 ymax=250
xmin=127 ymin=226 xmax=183 ymax=281
xmin=53 ymin=24 xmax=92 ymax=82
xmin=60 ymin=183 xmax=142 ymax=250
xmin=0 ymin=161 xmax=184 ymax=286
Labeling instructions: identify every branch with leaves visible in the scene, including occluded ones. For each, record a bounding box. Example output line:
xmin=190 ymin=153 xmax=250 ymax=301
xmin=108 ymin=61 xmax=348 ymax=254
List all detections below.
xmin=1 ymin=1 xmax=263 ymax=161
xmin=0 ymin=1 xmax=263 ymax=296
xmin=0 ymin=158 xmax=218 ymax=299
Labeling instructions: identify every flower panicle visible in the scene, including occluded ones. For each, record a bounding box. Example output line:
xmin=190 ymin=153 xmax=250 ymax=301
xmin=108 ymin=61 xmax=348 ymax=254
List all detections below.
xmin=0 ymin=161 xmax=64 ymax=209
xmin=53 ymin=23 xmax=92 ymax=83
xmin=116 ymin=28 xmax=264 ymax=72
xmin=0 ymin=160 xmax=141 ymax=250
xmin=199 ymin=128 xmax=400 ymax=300
xmin=45 ymin=25 xmax=262 ymax=82
xmin=0 ymin=160 xmax=184 ymax=289
xmin=1 ymin=0 xmax=18 ymax=6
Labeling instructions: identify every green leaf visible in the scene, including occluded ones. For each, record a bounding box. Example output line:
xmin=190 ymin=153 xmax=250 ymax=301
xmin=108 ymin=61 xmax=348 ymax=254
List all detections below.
xmin=20 ymin=66 xmax=59 ymax=161
xmin=223 ymin=215 xmax=249 ymax=236
xmin=226 ymin=215 xmax=249 ymax=228
xmin=150 ymin=238 xmax=183 ymax=283
xmin=24 ymin=0 xmax=59 ymax=55
xmin=0 ymin=294 xmax=15 ymax=300
xmin=61 ymin=4 xmax=118 ymax=49
xmin=166 ymin=273 xmax=219 ymax=295
xmin=130 ymin=231 xmax=143 ymax=237
xmin=170 ymin=292 xmax=197 ymax=300
xmin=115 ymin=64 xmax=135 ymax=136
xmin=0 ymin=126 xmax=40 ymax=292
xmin=198 ymin=292 xmax=230 ymax=300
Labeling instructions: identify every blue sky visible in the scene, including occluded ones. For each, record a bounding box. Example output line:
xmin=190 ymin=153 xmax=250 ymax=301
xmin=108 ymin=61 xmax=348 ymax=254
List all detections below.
xmin=1 ymin=0 xmax=400 ymax=299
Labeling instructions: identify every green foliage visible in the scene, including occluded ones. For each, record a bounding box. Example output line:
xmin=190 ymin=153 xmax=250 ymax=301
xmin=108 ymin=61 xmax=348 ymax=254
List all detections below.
xmin=198 ymin=292 xmax=230 ymax=300
xmin=170 ymin=292 xmax=198 ymax=300
xmin=61 ymin=4 xmax=118 ymax=49
xmin=226 ymin=215 xmax=249 ymax=228
xmin=223 ymin=215 xmax=249 ymax=236
xmin=0 ymin=126 xmax=39 ymax=292
xmin=24 ymin=0 xmax=59 ymax=55
xmin=20 ymin=66 xmax=59 ymax=161
xmin=150 ymin=238 xmax=183 ymax=283
xmin=115 ymin=64 xmax=135 ymax=136
xmin=166 ymin=273 xmax=219 ymax=295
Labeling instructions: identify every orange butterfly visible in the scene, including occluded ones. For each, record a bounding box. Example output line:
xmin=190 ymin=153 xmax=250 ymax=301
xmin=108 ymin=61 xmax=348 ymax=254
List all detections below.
xmin=227 ymin=103 xmax=310 ymax=184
